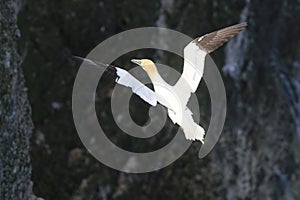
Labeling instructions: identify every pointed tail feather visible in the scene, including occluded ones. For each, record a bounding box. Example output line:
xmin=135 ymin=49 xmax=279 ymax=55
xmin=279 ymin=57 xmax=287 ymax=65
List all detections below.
xmin=182 ymin=122 xmax=205 ymax=143
xmin=180 ymin=109 xmax=205 ymax=143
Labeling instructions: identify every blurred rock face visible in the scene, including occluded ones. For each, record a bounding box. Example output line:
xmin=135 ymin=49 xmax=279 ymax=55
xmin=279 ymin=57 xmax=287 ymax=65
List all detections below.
xmin=220 ymin=1 xmax=300 ymax=199
xmin=0 ymin=0 xmax=33 ymax=199
xmin=17 ymin=0 xmax=300 ymax=199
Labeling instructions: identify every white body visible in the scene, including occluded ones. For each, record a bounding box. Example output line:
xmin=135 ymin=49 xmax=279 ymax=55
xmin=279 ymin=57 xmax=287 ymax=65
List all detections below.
xmin=148 ymin=42 xmax=206 ymax=142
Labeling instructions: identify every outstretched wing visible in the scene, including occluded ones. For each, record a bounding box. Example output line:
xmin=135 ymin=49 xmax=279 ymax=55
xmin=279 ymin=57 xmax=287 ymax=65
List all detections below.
xmin=174 ymin=42 xmax=206 ymax=106
xmin=174 ymin=23 xmax=247 ymax=105
xmin=195 ymin=22 xmax=248 ymax=53
xmin=73 ymin=56 xmax=157 ymax=106
xmin=115 ymin=67 xmax=157 ymax=106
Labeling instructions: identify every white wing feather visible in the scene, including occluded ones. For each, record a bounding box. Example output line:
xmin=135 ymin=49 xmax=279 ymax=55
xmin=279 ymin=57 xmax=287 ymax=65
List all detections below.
xmin=116 ymin=67 xmax=158 ymax=106
xmin=73 ymin=56 xmax=158 ymax=107
xmin=174 ymin=42 xmax=207 ymax=106
xmin=174 ymin=23 xmax=247 ymax=106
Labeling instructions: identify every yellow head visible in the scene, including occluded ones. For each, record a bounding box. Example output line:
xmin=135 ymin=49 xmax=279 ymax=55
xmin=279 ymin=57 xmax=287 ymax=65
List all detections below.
xmin=131 ymin=59 xmax=157 ymax=78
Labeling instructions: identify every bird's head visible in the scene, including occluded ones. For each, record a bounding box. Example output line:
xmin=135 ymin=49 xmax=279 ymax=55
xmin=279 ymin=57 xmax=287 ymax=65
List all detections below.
xmin=131 ymin=59 xmax=157 ymax=77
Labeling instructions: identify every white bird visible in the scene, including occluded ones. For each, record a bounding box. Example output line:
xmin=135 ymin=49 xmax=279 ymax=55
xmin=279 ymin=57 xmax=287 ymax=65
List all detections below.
xmin=74 ymin=22 xmax=247 ymax=143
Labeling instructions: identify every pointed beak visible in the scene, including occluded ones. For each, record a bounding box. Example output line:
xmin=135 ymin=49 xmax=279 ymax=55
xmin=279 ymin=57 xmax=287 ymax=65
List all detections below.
xmin=131 ymin=59 xmax=142 ymax=65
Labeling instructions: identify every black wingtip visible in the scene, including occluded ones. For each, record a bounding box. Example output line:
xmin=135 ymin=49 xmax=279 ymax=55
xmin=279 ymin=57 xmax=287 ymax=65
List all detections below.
xmin=239 ymin=22 xmax=248 ymax=26
xmin=237 ymin=22 xmax=248 ymax=29
xmin=71 ymin=55 xmax=90 ymax=64
xmin=243 ymin=22 xmax=248 ymax=26
xmin=72 ymin=55 xmax=103 ymax=67
xmin=224 ymin=22 xmax=248 ymax=32
xmin=72 ymin=55 xmax=85 ymax=61
xmin=71 ymin=55 xmax=116 ymax=70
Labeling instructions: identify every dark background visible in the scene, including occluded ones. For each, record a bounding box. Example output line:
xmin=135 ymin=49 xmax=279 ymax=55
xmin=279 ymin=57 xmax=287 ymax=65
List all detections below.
xmin=1 ymin=0 xmax=300 ymax=199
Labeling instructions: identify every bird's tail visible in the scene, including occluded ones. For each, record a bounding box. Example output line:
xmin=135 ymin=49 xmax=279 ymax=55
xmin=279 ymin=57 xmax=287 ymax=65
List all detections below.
xmin=180 ymin=108 xmax=205 ymax=143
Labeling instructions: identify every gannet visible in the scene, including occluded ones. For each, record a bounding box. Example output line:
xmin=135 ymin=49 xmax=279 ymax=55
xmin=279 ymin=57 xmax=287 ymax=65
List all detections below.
xmin=74 ymin=22 xmax=247 ymax=143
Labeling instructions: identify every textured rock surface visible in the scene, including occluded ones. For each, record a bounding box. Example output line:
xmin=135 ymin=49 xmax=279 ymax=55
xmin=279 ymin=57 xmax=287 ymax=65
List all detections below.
xmin=218 ymin=0 xmax=300 ymax=199
xmin=16 ymin=0 xmax=300 ymax=199
xmin=0 ymin=0 xmax=33 ymax=199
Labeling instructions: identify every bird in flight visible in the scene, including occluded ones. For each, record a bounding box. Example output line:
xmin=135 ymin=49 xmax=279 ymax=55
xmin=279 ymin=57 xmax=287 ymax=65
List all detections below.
xmin=74 ymin=22 xmax=247 ymax=143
